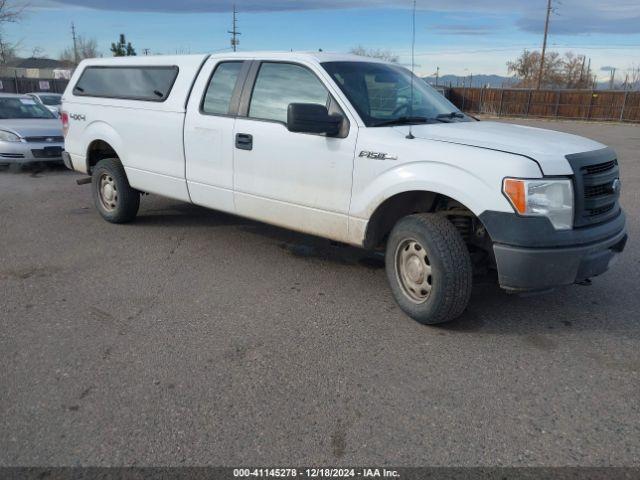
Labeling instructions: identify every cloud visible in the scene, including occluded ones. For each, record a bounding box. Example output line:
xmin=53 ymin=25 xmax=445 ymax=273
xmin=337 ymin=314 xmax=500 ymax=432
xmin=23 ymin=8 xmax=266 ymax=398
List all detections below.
xmin=516 ymin=0 xmax=640 ymax=34
xmin=431 ymin=24 xmax=493 ymax=36
xmin=39 ymin=0 xmax=537 ymax=14
xmin=47 ymin=0 xmax=640 ymax=34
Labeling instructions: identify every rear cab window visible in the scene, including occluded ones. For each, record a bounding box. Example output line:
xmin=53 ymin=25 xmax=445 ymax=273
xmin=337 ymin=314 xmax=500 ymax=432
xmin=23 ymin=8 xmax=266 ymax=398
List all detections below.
xmin=73 ymin=66 xmax=179 ymax=102
xmin=201 ymin=62 xmax=244 ymax=115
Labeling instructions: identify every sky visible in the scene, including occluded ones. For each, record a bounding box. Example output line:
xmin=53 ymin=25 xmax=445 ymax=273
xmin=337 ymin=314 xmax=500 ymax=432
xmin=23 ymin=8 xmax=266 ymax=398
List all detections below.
xmin=4 ymin=0 xmax=640 ymax=80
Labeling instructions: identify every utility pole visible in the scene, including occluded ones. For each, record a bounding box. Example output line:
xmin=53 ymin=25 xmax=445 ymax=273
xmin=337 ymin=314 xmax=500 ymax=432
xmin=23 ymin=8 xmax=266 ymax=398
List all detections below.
xmin=71 ymin=22 xmax=79 ymax=65
xmin=536 ymin=0 xmax=552 ymax=90
xmin=609 ymin=68 xmax=616 ymax=90
xmin=143 ymin=48 xmax=150 ymax=56
xmin=228 ymin=4 xmax=241 ymax=52
xmin=435 ymin=66 xmax=439 ymax=86
xmin=0 ymin=34 xmax=7 ymax=64
xmin=579 ymin=55 xmax=586 ymax=87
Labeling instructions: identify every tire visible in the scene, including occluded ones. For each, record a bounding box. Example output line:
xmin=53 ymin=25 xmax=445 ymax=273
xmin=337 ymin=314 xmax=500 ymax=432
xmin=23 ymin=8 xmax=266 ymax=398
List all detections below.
xmin=385 ymin=213 xmax=473 ymax=325
xmin=91 ymin=158 xmax=140 ymax=223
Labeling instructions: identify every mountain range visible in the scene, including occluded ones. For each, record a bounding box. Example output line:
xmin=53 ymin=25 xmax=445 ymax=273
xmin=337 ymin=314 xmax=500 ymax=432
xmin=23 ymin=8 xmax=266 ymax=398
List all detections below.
xmin=422 ymin=74 xmax=516 ymax=88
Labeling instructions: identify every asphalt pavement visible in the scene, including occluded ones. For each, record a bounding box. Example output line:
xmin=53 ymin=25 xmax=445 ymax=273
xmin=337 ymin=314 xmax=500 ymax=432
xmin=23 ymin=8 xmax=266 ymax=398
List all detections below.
xmin=1 ymin=119 xmax=638 ymax=466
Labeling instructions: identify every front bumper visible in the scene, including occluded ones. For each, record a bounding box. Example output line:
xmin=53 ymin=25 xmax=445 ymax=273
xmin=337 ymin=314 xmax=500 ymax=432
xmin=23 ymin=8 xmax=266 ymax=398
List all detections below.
xmin=479 ymin=210 xmax=628 ymax=291
xmin=0 ymin=141 xmax=64 ymax=164
xmin=493 ymin=228 xmax=627 ymax=291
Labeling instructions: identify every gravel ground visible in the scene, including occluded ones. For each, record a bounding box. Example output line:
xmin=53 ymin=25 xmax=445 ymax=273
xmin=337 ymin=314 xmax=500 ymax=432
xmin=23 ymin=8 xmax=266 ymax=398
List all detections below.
xmin=0 ymin=119 xmax=638 ymax=467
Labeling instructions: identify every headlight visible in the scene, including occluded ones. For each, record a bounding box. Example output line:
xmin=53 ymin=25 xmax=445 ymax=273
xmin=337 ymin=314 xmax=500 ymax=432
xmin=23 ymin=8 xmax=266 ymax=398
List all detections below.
xmin=503 ymin=178 xmax=574 ymax=230
xmin=0 ymin=130 xmax=21 ymax=142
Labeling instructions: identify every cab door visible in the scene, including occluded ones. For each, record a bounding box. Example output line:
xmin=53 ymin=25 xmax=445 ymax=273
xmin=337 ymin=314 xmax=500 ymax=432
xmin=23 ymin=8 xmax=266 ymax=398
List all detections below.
xmin=232 ymin=61 xmax=357 ymax=242
xmin=184 ymin=59 xmax=249 ymax=213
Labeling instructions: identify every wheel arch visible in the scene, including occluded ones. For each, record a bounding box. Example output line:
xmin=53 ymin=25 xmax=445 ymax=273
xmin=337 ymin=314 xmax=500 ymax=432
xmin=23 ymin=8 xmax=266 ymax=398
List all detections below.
xmin=363 ymin=189 xmax=490 ymax=250
xmin=86 ymin=139 xmax=122 ymax=174
xmin=81 ymin=121 xmax=126 ymax=174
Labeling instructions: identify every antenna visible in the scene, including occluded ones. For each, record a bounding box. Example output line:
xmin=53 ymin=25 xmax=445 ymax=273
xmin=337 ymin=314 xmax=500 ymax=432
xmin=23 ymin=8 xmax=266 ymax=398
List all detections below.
xmin=228 ymin=4 xmax=241 ymax=52
xmin=406 ymin=0 xmax=417 ymax=140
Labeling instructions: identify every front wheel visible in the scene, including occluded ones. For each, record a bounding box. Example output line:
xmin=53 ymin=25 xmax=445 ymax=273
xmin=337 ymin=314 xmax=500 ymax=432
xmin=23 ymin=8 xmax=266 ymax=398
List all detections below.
xmin=91 ymin=158 xmax=140 ymax=223
xmin=385 ymin=213 xmax=473 ymax=325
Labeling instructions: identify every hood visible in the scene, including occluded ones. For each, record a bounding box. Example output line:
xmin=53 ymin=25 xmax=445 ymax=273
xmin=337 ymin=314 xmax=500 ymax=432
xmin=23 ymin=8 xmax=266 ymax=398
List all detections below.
xmin=0 ymin=118 xmax=63 ymax=139
xmin=394 ymin=121 xmax=605 ymax=175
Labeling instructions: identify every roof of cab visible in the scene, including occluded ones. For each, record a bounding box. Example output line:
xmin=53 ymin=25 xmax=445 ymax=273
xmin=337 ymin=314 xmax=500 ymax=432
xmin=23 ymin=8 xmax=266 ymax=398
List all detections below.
xmin=208 ymin=51 xmax=391 ymax=64
xmin=77 ymin=51 xmax=390 ymax=67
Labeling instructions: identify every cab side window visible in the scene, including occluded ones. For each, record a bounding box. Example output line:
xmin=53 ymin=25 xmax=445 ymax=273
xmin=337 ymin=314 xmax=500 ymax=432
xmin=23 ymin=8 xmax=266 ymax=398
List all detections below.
xmin=202 ymin=61 xmax=243 ymax=115
xmin=249 ymin=63 xmax=329 ymax=123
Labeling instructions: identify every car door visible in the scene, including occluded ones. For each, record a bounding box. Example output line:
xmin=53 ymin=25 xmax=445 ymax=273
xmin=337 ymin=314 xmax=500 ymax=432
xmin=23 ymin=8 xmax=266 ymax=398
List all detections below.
xmin=184 ymin=59 xmax=249 ymax=213
xmin=233 ymin=61 xmax=357 ymax=242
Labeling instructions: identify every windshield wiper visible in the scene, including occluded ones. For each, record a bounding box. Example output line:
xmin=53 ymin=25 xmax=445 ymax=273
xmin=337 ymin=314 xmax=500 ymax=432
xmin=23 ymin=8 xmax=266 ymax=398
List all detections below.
xmin=435 ymin=111 xmax=465 ymax=122
xmin=373 ymin=116 xmax=430 ymax=127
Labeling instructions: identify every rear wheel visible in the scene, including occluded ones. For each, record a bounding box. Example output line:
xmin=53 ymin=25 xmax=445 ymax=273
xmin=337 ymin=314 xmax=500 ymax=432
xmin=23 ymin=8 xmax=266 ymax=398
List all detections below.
xmin=385 ymin=213 xmax=472 ymax=324
xmin=92 ymin=158 xmax=139 ymax=223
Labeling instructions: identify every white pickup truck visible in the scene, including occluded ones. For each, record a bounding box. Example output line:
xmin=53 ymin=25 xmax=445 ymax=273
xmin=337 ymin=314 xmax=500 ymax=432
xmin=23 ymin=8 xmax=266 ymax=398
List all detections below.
xmin=61 ymin=52 xmax=627 ymax=325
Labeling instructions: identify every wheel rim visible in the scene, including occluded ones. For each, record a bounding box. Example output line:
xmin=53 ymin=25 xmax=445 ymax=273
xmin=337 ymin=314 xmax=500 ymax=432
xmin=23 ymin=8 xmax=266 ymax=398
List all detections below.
xmin=395 ymin=238 xmax=432 ymax=304
xmin=98 ymin=173 xmax=118 ymax=212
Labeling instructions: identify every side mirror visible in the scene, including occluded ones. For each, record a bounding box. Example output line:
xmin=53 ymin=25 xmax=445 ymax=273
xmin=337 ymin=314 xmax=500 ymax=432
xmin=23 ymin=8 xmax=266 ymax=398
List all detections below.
xmin=287 ymin=103 xmax=342 ymax=137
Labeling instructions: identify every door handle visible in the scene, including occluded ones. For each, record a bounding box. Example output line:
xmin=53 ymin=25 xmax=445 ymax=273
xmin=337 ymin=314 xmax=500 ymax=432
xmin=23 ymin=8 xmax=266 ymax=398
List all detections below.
xmin=235 ymin=133 xmax=253 ymax=151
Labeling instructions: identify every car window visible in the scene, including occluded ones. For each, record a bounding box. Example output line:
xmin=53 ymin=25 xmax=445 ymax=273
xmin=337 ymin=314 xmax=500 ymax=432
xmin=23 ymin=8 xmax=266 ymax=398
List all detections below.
xmin=202 ymin=62 xmax=243 ymax=115
xmin=0 ymin=97 xmax=55 ymax=119
xmin=39 ymin=95 xmax=62 ymax=106
xmin=73 ymin=66 xmax=179 ymax=102
xmin=249 ymin=63 xmax=329 ymax=123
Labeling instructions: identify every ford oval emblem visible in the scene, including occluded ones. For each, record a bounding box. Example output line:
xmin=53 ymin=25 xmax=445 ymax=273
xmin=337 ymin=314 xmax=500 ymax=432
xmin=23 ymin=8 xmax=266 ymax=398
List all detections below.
xmin=611 ymin=178 xmax=621 ymax=195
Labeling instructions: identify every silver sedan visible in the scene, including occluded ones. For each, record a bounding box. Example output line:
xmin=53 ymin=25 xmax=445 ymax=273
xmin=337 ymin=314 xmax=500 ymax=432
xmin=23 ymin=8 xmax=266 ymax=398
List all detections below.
xmin=0 ymin=94 xmax=65 ymax=165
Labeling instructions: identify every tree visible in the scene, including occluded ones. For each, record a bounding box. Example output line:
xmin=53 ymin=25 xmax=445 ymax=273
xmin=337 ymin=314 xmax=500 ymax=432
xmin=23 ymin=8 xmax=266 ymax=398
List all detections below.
xmin=627 ymin=65 xmax=640 ymax=91
xmin=0 ymin=35 xmax=18 ymax=63
xmin=110 ymin=34 xmax=136 ymax=57
xmin=507 ymin=50 xmax=563 ymax=88
xmin=31 ymin=46 xmax=46 ymax=58
xmin=349 ymin=45 xmax=399 ymax=63
xmin=60 ymin=36 xmax=100 ymax=63
xmin=0 ymin=0 xmax=23 ymax=24
xmin=562 ymin=53 xmax=592 ymax=89
xmin=508 ymin=49 xmax=592 ymax=89
xmin=0 ymin=0 xmax=25 ymax=64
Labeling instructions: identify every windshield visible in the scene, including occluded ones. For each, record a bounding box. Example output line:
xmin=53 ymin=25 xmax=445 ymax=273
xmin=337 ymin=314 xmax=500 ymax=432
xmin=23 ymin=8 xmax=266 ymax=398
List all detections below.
xmin=322 ymin=61 xmax=467 ymax=127
xmin=0 ymin=97 xmax=56 ymax=119
xmin=38 ymin=95 xmax=62 ymax=106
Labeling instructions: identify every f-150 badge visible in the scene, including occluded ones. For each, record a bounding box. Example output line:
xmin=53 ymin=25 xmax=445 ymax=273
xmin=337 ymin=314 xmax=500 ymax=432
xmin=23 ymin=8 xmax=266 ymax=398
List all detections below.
xmin=359 ymin=151 xmax=398 ymax=160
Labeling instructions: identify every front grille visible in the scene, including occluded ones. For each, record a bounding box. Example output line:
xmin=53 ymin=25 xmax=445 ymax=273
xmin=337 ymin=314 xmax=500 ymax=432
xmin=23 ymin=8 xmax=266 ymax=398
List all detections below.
xmin=31 ymin=147 xmax=63 ymax=159
xmin=566 ymin=148 xmax=621 ymax=228
xmin=583 ymin=160 xmax=616 ymax=175
xmin=0 ymin=153 xmax=25 ymax=158
xmin=587 ymin=203 xmax=615 ymax=217
xmin=24 ymin=136 xmax=64 ymax=143
xmin=584 ymin=183 xmax=611 ymax=198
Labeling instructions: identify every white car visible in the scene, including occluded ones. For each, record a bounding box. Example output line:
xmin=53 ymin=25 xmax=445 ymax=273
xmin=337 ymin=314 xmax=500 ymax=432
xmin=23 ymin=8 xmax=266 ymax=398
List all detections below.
xmin=61 ymin=52 xmax=627 ymax=324
xmin=27 ymin=93 xmax=62 ymax=116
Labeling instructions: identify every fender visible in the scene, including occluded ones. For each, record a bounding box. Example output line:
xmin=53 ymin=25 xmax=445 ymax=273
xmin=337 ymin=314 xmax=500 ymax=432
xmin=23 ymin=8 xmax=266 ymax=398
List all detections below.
xmin=81 ymin=121 xmax=126 ymax=173
xmin=351 ymin=161 xmax=516 ymax=221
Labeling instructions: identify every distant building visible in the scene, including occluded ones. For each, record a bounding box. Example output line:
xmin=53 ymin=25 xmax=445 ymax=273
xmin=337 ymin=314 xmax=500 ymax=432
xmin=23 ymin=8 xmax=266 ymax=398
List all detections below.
xmin=0 ymin=58 xmax=75 ymax=80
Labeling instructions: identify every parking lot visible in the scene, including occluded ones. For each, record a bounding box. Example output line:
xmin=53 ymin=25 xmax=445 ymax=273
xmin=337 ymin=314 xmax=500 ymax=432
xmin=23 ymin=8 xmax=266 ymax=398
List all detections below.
xmin=1 ymin=119 xmax=638 ymax=466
